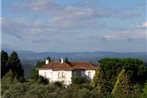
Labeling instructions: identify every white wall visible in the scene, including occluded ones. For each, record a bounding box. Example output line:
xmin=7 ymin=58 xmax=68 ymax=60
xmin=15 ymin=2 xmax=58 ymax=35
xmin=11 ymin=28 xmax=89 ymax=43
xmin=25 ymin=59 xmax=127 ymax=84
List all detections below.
xmin=85 ymin=70 xmax=96 ymax=80
xmin=39 ymin=69 xmax=53 ymax=81
xmin=52 ymin=71 xmax=72 ymax=85
xmin=39 ymin=69 xmax=95 ymax=85
xmin=39 ymin=69 xmax=72 ymax=85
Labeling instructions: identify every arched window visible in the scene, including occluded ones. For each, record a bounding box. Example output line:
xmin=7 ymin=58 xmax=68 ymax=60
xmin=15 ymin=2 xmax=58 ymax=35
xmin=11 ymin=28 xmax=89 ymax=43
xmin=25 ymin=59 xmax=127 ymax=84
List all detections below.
xmin=58 ymin=72 xmax=62 ymax=79
xmin=62 ymin=72 xmax=66 ymax=78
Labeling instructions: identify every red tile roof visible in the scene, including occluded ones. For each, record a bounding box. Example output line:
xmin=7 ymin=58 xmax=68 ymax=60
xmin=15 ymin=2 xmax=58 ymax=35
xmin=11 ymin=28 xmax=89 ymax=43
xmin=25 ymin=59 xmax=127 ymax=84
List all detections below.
xmin=39 ymin=61 xmax=97 ymax=71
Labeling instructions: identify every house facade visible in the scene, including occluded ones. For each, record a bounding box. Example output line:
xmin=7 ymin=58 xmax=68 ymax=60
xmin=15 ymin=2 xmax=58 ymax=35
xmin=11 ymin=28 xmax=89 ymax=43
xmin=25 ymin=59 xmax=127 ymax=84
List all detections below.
xmin=38 ymin=58 xmax=97 ymax=85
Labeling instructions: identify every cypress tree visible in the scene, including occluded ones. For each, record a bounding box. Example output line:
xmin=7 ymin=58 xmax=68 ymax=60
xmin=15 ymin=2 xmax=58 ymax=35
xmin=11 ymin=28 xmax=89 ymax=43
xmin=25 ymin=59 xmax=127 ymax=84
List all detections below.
xmin=7 ymin=51 xmax=24 ymax=80
xmin=1 ymin=50 xmax=9 ymax=78
xmin=47 ymin=57 xmax=52 ymax=62
xmin=112 ymin=69 xmax=130 ymax=95
xmin=91 ymin=67 xmax=103 ymax=87
xmin=91 ymin=67 xmax=111 ymax=95
xmin=64 ymin=57 xmax=69 ymax=63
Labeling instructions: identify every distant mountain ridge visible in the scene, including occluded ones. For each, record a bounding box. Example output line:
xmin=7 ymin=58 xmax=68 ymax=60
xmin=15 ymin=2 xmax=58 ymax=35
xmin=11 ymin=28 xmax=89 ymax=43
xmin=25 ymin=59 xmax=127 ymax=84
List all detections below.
xmin=3 ymin=48 xmax=147 ymax=62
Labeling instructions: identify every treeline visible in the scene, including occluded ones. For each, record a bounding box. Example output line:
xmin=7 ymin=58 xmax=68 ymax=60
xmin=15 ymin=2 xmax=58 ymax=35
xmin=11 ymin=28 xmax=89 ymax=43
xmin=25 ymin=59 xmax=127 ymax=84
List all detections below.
xmin=1 ymin=50 xmax=147 ymax=98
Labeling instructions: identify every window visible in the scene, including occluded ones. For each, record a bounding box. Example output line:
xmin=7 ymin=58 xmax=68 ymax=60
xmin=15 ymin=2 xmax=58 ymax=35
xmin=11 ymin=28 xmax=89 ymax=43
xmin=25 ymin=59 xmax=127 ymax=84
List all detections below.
xmin=77 ymin=71 xmax=81 ymax=77
xmin=62 ymin=72 xmax=66 ymax=78
xmin=58 ymin=72 xmax=66 ymax=79
xmin=88 ymin=72 xmax=91 ymax=78
xmin=73 ymin=70 xmax=82 ymax=77
xmin=58 ymin=72 xmax=62 ymax=79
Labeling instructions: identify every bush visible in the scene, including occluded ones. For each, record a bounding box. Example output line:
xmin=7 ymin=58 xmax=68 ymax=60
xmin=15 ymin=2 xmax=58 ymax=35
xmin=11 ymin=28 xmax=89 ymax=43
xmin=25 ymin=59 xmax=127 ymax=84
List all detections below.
xmin=37 ymin=76 xmax=49 ymax=84
xmin=54 ymin=81 xmax=64 ymax=88
xmin=71 ymin=77 xmax=85 ymax=85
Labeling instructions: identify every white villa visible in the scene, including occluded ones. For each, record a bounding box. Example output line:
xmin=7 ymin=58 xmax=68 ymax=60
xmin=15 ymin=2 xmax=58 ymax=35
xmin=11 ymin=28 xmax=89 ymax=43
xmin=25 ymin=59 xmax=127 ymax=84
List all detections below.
xmin=38 ymin=58 xmax=97 ymax=85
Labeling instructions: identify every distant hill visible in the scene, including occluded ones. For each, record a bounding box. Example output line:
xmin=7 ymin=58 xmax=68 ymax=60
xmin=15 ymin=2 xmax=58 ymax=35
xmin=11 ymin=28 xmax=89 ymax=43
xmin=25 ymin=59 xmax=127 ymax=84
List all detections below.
xmin=11 ymin=50 xmax=146 ymax=61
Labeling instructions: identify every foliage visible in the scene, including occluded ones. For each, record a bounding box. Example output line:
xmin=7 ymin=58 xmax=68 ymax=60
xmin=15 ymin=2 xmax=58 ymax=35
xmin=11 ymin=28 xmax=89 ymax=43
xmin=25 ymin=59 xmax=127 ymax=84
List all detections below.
xmin=71 ymin=77 xmax=86 ymax=85
xmin=1 ymin=80 xmax=103 ymax=98
xmin=1 ymin=80 xmax=59 ymax=98
xmin=37 ymin=76 xmax=49 ymax=85
xmin=2 ymin=69 xmax=17 ymax=82
xmin=98 ymin=58 xmax=147 ymax=93
xmin=142 ymin=82 xmax=147 ymax=98
xmin=98 ymin=58 xmax=123 ymax=90
xmin=1 ymin=79 xmax=146 ymax=98
xmin=7 ymin=51 xmax=24 ymax=80
xmin=1 ymin=50 xmax=9 ymax=77
xmin=54 ymin=81 xmax=64 ymax=88
xmin=91 ymin=67 xmax=111 ymax=95
xmin=121 ymin=58 xmax=147 ymax=84
xmin=91 ymin=67 xmax=104 ymax=87
xmin=31 ymin=60 xmax=45 ymax=80
xmin=46 ymin=57 xmax=53 ymax=62
xmin=112 ymin=69 xmax=130 ymax=95
xmin=1 ymin=51 xmax=24 ymax=82
xmin=64 ymin=57 xmax=69 ymax=62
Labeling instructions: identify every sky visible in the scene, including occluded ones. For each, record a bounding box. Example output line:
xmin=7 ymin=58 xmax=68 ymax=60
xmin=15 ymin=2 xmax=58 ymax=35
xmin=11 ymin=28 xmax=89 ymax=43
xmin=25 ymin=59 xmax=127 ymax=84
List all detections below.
xmin=1 ymin=0 xmax=147 ymax=52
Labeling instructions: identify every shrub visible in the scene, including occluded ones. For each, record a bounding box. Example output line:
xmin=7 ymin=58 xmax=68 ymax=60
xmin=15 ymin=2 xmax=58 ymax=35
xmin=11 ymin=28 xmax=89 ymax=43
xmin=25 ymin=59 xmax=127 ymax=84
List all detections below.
xmin=71 ymin=77 xmax=85 ymax=85
xmin=37 ymin=76 xmax=49 ymax=84
xmin=54 ymin=81 xmax=64 ymax=88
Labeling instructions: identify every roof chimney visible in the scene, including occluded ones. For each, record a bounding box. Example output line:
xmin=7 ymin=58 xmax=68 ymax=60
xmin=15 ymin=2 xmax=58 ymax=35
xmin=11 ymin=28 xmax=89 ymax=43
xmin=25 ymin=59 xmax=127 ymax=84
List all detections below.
xmin=60 ymin=58 xmax=64 ymax=64
xmin=45 ymin=59 xmax=49 ymax=64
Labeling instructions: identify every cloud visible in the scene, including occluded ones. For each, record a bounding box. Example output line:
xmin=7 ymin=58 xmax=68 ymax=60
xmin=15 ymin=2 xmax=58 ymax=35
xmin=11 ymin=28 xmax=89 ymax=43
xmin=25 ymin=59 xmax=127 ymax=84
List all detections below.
xmin=102 ymin=35 xmax=117 ymax=41
xmin=12 ymin=0 xmax=139 ymax=20
xmin=142 ymin=21 xmax=147 ymax=27
xmin=2 ymin=16 xmax=108 ymax=37
xmin=32 ymin=39 xmax=52 ymax=43
xmin=101 ymin=28 xmax=146 ymax=41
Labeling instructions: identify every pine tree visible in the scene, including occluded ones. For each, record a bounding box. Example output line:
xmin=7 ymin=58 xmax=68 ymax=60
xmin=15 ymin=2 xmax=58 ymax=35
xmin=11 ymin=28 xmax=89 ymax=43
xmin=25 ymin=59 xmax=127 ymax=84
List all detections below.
xmin=112 ymin=69 xmax=130 ymax=95
xmin=1 ymin=50 xmax=9 ymax=78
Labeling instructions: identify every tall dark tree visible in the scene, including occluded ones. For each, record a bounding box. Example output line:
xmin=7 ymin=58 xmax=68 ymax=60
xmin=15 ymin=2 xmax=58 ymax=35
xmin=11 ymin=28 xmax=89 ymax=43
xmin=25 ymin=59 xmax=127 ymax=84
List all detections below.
xmin=64 ymin=57 xmax=69 ymax=63
xmin=47 ymin=57 xmax=53 ymax=62
xmin=1 ymin=50 xmax=9 ymax=78
xmin=7 ymin=51 xmax=24 ymax=80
